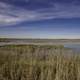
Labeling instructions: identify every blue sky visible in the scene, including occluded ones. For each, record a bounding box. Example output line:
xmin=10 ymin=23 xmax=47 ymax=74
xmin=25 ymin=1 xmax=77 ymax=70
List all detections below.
xmin=0 ymin=0 xmax=80 ymax=39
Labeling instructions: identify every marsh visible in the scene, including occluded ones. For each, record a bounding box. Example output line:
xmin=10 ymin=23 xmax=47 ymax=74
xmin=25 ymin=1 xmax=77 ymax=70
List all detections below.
xmin=0 ymin=43 xmax=80 ymax=80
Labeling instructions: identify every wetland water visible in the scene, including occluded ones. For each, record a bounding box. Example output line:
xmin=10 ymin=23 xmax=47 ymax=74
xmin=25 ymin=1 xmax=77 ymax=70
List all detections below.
xmin=64 ymin=44 xmax=80 ymax=53
xmin=64 ymin=44 xmax=80 ymax=48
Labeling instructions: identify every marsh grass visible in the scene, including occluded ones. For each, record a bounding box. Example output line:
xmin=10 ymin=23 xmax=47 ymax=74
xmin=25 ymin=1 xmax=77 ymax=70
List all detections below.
xmin=0 ymin=45 xmax=80 ymax=80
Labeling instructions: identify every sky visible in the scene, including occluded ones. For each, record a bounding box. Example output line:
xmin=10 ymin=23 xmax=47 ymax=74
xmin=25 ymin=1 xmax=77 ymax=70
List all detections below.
xmin=0 ymin=0 xmax=80 ymax=39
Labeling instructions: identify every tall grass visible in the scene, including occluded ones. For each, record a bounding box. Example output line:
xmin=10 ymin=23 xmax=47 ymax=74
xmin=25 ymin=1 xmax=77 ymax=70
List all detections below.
xmin=0 ymin=45 xmax=80 ymax=80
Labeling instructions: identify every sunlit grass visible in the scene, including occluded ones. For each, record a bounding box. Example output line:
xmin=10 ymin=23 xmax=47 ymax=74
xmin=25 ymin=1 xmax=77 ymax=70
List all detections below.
xmin=0 ymin=45 xmax=80 ymax=80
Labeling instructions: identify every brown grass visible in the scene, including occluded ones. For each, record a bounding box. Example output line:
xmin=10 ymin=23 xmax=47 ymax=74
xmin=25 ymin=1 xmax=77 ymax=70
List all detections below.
xmin=0 ymin=45 xmax=80 ymax=80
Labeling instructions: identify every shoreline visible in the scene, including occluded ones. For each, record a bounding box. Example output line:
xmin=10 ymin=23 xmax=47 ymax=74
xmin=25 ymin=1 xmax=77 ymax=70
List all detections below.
xmin=0 ymin=42 xmax=80 ymax=46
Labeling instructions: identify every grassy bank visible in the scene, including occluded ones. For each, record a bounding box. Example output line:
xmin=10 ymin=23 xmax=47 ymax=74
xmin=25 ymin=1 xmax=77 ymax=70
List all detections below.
xmin=0 ymin=45 xmax=80 ymax=80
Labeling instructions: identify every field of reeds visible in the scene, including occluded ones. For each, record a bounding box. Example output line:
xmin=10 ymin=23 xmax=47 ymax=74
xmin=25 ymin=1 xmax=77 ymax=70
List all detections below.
xmin=0 ymin=44 xmax=80 ymax=80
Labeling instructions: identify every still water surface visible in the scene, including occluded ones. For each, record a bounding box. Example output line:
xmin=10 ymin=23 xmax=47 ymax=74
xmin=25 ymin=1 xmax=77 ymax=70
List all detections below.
xmin=64 ymin=44 xmax=80 ymax=48
xmin=64 ymin=44 xmax=80 ymax=53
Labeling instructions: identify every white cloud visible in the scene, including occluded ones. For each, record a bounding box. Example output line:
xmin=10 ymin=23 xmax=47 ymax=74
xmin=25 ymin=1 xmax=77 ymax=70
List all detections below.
xmin=0 ymin=2 xmax=80 ymax=26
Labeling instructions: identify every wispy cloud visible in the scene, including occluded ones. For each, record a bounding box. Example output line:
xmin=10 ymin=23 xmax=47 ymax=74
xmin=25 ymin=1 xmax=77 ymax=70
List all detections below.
xmin=0 ymin=1 xmax=80 ymax=26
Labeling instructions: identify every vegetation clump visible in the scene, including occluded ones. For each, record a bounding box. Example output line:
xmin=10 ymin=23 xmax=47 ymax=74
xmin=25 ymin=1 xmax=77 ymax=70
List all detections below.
xmin=0 ymin=45 xmax=80 ymax=80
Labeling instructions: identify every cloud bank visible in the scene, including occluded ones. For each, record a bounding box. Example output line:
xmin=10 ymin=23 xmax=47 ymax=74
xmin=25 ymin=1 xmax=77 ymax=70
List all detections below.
xmin=0 ymin=0 xmax=80 ymax=26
